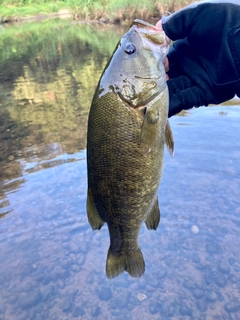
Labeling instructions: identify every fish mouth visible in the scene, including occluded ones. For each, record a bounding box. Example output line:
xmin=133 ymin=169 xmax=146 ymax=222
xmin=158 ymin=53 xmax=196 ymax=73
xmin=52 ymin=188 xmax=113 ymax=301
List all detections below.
xmin=134 ymin=75 xmax=160 ymax=80
xmin=131 ymin=20 xmax=169 ymax=57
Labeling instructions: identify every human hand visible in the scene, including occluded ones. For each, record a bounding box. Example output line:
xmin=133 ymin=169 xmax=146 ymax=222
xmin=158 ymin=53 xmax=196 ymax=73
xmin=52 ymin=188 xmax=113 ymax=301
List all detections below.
xmin=158 ymin=1 xmax=240 ymax=117
xmin=157 ymin=14 xmax=210 ymax=117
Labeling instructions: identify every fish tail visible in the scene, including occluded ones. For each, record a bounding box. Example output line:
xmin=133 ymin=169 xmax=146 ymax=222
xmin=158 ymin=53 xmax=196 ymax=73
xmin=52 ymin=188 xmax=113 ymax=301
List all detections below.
xmin=106 ymin=247 xmax=145 ymax=279
xmin=125 ymin=248 xmax=145 ymax=278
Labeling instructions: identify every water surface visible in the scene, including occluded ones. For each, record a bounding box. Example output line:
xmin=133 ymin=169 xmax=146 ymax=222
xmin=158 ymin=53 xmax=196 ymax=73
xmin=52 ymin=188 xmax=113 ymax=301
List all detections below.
xmin=0 ymin=19 xmax=240 ymax=320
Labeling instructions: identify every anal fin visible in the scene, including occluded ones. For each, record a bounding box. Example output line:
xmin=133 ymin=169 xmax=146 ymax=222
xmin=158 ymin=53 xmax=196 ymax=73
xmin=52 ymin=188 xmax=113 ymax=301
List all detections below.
xmin=87 ymin=188 xmax=104 ymax=230
xmin=145 ymin=197 xmax=160 ymax=230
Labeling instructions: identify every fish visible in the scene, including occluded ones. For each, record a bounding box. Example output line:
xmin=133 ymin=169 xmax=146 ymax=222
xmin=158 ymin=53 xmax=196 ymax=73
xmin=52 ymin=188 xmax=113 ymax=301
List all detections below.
xmin=86 ymin=19 xmax=174 ymax=279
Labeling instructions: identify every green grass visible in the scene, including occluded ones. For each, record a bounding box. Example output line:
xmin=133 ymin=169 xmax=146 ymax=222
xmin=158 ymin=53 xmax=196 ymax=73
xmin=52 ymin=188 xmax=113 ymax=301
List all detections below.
xmin=0 ymin=0 xmax=77 ymax=20
xmin=0 ymin=0 xmax=195 ymax=22
xmin=0 ymin=4 xmax=62 ymax=17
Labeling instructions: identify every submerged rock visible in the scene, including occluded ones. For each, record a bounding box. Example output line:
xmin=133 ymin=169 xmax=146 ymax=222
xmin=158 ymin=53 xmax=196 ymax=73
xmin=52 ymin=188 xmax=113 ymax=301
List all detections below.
xmin=225 ymin=299 xmax=240 ymax=313
xmin=91 ymin=305 xmax=101 ymax=317
xmin=72 ymin=306 xmax=85 ymax=318
xmin=205 ymin=290 xmax=218 ymax=303
xmin=41 ymin=285 xmax=55 ymax=302
xmin=196 ymin=299 xmax=207 ymax=312
xmin=179 ymin=303 xmax=192 ymax=316
xmin=96 ymin=285 xmax=112 ymax=301
xmin=149 ymin=300 xmax=161 ymax=315
xmin=19 ymin=290 xmax=42 ymax=309
xmin=0 ymin=301 xmax=7 ymax=314
xmin=192 ymin=288 xmax=205 ymax=299
xmin=218 ymin=261 xmax=230 ymax=274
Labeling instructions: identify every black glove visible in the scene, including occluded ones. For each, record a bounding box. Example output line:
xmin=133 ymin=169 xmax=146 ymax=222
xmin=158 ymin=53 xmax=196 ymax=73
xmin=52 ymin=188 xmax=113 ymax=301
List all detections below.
xmin=162 ymin=0 xmax=240 ymax=117
xmin=167 ymin=76 xmax=207 ymax=118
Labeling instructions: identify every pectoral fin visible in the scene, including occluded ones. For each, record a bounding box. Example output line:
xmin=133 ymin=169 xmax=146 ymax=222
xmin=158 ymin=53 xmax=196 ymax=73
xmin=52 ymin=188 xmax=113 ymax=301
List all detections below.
xmin=145 ymin=197 xmax=160 ymax=230
xmin=87 ymin=188 xmax=104 ymax=230
xmin=165 ymin=120 xmax=174 ymax=156
xmin=140 ymin=101 xmax=159 ymax=155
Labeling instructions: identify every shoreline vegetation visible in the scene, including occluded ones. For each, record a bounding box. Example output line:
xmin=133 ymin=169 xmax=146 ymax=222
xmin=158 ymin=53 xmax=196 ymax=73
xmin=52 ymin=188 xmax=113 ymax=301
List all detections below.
xmin=0 ymin=0 xmax=195 ymax=24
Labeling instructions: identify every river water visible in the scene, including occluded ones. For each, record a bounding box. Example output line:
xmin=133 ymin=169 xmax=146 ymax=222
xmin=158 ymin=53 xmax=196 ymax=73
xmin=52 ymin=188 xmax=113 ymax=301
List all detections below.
xmin=0 ymin=18 xmax=240 ymax=320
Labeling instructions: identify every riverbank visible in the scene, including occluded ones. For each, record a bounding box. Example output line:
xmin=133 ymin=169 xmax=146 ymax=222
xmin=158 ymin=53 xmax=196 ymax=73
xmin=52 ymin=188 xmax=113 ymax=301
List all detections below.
xmin=0 ymin=0 xmax=194 ymax=24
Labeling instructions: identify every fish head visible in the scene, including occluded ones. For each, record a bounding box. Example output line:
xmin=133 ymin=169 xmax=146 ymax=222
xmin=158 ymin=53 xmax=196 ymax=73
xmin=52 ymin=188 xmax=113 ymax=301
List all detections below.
xmin=98 ymin=20 xmax=170 ymax=108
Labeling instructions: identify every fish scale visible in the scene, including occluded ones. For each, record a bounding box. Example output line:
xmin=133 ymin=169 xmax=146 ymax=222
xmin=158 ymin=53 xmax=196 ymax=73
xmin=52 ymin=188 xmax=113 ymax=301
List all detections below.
xmin=88 ymin=91 xmax=163 ymax=216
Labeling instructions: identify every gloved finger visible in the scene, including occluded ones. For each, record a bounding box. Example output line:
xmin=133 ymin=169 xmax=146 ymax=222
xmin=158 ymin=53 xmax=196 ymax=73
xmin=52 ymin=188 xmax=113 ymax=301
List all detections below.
xmin=167 ymin=79 xmax=207 ymax=117
xmin=167 ymin=76 xmax=196 ymax=96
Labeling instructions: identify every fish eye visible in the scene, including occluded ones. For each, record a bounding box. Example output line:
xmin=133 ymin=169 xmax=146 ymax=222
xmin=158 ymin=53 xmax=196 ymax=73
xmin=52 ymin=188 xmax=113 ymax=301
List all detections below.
xmin=124 ymin=43 xmax=136 ymax=55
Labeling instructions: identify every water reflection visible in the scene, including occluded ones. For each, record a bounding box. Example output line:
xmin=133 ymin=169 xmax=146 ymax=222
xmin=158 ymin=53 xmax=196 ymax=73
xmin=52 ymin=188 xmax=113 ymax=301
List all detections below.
xmin=0 ymin=19 xmax=125 ymax=198
xmin=0 ymin=18 xmax=240 ymax=320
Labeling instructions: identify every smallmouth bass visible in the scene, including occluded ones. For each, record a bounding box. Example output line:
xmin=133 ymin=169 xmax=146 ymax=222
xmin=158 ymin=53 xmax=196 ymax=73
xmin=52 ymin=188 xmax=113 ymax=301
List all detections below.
xmin=87 ymin=19 xmax=174 ymax=279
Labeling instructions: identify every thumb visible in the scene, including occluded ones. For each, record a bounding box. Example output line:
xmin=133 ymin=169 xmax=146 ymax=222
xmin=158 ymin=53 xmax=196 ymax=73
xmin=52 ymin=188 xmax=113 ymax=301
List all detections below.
xmin=155 ymin=19 xmax=163 ymax=31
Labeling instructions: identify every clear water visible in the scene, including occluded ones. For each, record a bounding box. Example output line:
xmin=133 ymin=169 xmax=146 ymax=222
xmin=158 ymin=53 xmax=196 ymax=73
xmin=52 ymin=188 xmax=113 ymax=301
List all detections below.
xmin=0 ymin=19 xmax=240 ymax=320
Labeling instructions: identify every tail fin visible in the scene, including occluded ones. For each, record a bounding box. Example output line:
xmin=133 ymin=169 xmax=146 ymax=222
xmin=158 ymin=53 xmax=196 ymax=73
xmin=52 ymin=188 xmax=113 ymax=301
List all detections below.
xmin=106 ymin=247 xmax=145 ymax=279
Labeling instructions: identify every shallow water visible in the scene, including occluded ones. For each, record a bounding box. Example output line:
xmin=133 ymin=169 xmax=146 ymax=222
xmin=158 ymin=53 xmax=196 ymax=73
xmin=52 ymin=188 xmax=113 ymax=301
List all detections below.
xmin=0 ymin=19 xmax=240 ymax=320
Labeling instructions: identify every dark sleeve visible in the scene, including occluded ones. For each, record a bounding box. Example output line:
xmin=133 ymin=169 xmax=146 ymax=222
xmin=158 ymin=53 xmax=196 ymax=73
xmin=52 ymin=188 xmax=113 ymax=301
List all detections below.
xmin=162 ymin=0 xmax=240 ymax=86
